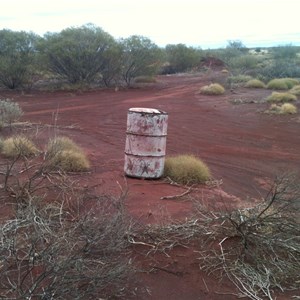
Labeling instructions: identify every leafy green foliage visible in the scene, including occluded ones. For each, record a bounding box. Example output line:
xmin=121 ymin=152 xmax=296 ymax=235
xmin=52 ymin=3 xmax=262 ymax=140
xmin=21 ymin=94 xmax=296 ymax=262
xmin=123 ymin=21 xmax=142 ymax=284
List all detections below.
xmin=164 ymin=44 xmax=202 ymax=73
xmin=39 ymin=24 xmax=116 ymax=84
xmin=0 ymin=29 xmax=39 ymax=89
xmin=120 ymin=35 xmax=162 ymax=86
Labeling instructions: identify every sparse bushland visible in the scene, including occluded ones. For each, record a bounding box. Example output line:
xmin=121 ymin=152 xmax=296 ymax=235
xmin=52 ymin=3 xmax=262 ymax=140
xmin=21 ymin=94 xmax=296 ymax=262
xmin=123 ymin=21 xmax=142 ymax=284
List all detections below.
xmin=164 ymin=154 xmax=211 ymax=184
xmin=45 ymin=136 xmax=90 ymax=172
xmin=0 ymin=153 xmax=133 ymax=299
xmin=1 ymin=135 xmax=39 ymax=158
xmin=266 ymin=92 xmax=297 ymax=103
xmin=0 ymin=99 xmax=23 ymax=128
xmin=267 ymin=78 xmax=299 ymax=90
xmin=200 ymin=83 xmax=225 ymax=95
xmin=245 ymin=79 xmax=266 ymax=88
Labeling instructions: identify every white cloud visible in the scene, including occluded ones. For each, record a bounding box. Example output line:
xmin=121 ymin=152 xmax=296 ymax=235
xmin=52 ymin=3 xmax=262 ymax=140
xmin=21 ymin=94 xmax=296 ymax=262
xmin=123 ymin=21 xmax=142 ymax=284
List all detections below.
xmin=0 ymin=0 xmax=299 ymax=47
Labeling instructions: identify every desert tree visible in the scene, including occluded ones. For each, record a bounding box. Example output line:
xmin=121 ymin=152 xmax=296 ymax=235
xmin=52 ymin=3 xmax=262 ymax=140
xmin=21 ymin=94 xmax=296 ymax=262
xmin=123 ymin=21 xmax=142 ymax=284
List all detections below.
xmin=164 ymin=43 xmax=202 ymax=73
xmin=39 ymin=24 xmax=116 ymax=84
xmin=0 ymin=29 xmax=39 ymax=89
xmin=119 ymin=35 xmax=162 ymax=86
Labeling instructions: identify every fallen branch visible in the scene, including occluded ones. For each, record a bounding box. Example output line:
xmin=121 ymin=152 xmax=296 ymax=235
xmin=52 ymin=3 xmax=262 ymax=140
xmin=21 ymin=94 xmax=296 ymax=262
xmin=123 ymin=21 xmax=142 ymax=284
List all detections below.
xmin=160 ymin=185 xmax=193 ymax=200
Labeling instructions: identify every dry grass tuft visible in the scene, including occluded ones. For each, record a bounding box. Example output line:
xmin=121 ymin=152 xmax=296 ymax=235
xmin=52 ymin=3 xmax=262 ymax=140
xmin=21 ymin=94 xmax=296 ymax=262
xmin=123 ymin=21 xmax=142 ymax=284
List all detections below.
xmin=280 ymin=103 xmax=297 ymax=114
xmin=245 ymin=79 xmax=266 ymax=88
xmin=164 ymin=154 xmax=211 ymax=184
xmin=1 ymin=136 xmax=39 ymax=158
xmin=266 ymin=92 xmax=297 ymax=103
xmin=200 ymin=83 xmax=225 ymax=95
xmin=289 ymin=85 xmax=300 ymax=96
xmin=46 ymin=136 xmax=90 ymax=172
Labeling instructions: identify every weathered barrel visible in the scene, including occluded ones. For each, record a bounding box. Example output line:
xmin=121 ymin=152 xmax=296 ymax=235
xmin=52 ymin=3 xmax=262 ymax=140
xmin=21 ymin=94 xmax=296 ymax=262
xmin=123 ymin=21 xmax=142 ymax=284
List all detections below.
xmin=124 ymin=107 xmax=168 ymax=178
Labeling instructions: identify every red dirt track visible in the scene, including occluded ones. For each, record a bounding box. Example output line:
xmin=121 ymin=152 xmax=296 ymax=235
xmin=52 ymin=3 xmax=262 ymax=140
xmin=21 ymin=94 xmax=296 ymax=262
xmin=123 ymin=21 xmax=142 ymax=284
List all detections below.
xmin=4 ymin=72 xmax=300 ymax=299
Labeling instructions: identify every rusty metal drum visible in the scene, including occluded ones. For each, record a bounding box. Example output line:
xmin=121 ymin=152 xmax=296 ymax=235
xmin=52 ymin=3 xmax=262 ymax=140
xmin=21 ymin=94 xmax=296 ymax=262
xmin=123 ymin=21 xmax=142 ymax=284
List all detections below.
xmin=124 ymin=107 xmax=168 ymax=178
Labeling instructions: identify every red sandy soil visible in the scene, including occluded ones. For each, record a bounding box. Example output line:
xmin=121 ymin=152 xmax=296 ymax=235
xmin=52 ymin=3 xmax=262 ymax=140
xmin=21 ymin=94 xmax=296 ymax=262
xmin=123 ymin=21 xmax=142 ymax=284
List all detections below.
xmin=1 ymin=71 xmax=299 ymax=299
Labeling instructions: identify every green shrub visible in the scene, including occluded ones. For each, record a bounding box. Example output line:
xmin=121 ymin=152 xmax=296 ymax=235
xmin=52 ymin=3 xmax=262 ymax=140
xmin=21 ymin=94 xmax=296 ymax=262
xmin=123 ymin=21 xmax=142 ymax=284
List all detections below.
xmin=266 ymin=92 xmax=297 ymax=103
xmin=245 ymin=79 xmax=266 ymax=88
xmin=200 ymin=83 xmax=225 ymax=95
xmin=289 ymin=85 xmax=300 ymax=96
xmin=164 ymin=154 xmax=211 ymax=184
xmin=1 ymin=136 xmax=39 ymax=158
xmin=0 ymin=99 xmax=23 ymax=127
xmin=267 ymin=78 xmax=299 ymax=90
xmin=46 ymin=136 xmax=90 ymax=172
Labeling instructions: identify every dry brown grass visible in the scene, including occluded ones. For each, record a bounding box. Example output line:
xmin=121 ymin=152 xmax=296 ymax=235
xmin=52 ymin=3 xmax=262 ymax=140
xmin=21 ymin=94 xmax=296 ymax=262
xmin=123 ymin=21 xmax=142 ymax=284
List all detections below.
xmin=164 ymin=154 xmax=211 ymax=184
xmin=1 ymin=136 xmax=39 ymax=158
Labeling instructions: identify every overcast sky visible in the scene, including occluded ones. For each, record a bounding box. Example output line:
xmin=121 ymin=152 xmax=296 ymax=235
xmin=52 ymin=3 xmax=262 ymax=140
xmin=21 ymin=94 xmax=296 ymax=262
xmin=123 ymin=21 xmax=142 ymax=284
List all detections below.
xmin=0 ymin=0 xmax=299 ymax=48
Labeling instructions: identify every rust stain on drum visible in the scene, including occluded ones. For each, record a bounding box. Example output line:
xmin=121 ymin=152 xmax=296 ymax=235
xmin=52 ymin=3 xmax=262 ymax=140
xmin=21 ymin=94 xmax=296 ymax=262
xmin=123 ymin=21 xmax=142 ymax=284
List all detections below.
xmin=124 ymin=107 xmax=168 ymax=179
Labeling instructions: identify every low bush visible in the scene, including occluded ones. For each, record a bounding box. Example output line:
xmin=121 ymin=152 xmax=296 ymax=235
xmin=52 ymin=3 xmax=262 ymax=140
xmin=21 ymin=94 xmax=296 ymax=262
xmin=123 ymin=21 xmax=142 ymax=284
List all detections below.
xmin=267 ymin=78 xmax=299 ymax=90
xmin=164 ymin=154 xmax=211 ymax=184
xmin=0 ymin=99 xmax=23 ymax=127
xmin=267 ymin=103 xmax=297 ymax=114
xmin=289 ymin=85 xmax=300 ymax=96
xmin=46 ymin=136 xmax=90 ymax=171
xmin=245 ymin=79 xmax=266 ymax=88
xmin=280 ymin=103 xmax=297 ymax=114
xmin=200 ymin=83 xmax=225 ymax=95
xmin=134 ymin=76 xmax=156 ymax=83
xmin=266 ymin=92 xmax=297 ymax=103
xmin=1 ymin=136 xmax=39 ymax=158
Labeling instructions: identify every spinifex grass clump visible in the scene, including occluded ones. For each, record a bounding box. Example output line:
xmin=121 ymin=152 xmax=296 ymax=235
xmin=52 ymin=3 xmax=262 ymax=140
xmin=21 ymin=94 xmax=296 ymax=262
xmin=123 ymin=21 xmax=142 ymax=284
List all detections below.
xmin=280 ymin=103 xmax=297 ymax=114
xmin=164 ymin=154 xmax=211 ymax=184
xmin=289 ymin=85 xmax=300 ymax=96
xmin=200 ymin=83 xmax=225 ymax=95
xmin=266 ymin=92 xmax=297 ymax=103
xmin=245 ymin=79 xmax=266 ymax=88
xmin=46 ymin=136 xmax=90 ymax=172
xmin=268 ymin=103 xmax=297 ymax=114
xmin=267 ymin=78 xmax=299 ymax=90
xmin=1 ymin=136 xmax=39 ymax=158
